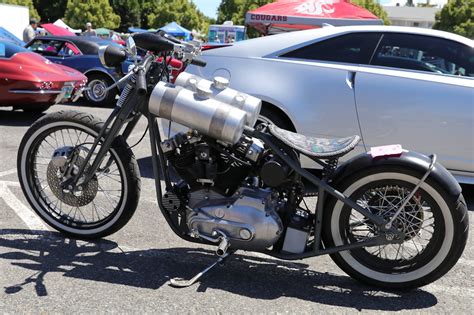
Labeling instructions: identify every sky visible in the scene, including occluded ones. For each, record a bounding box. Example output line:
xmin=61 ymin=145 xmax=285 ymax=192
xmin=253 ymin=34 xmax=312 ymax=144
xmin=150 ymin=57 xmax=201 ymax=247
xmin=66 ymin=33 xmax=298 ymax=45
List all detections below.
xmin=192 ymin=0 xmax=449 ymax=19
xmin=193 ymin=0 xmax=221 ymax=18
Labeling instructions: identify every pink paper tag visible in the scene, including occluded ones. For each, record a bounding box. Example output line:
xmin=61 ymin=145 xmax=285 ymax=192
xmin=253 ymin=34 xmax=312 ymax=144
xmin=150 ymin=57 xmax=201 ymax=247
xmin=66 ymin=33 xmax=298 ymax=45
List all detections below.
xmin=370 ymin=144 xmax=403 ymax=158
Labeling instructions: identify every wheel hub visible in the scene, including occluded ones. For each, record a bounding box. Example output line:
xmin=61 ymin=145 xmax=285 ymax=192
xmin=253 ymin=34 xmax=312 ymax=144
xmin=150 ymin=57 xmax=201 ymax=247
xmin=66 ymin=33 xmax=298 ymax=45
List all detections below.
xmin=47 ymin=155 xmax=98 ymax=207
xmin=88 ymin=79 xmax=107 ymax=102
xmin=366 ymin=186 xmax=424 ymax=241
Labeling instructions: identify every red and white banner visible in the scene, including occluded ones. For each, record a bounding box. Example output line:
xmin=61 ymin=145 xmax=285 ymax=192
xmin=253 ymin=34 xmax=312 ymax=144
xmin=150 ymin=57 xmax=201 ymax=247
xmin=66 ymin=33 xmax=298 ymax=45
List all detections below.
xmin=245 ymin=0 xmax=382 ymax=34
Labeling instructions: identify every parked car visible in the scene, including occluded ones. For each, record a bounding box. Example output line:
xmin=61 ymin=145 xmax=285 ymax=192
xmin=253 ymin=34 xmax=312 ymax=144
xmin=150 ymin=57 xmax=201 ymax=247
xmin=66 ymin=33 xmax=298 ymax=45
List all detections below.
xmin=0 ymin=39 xmax=86 ymax=113
xmin=25 ymin=36 xmax=132 ymax=107
xmin=185 ymin=26 xmax=474 ymax=184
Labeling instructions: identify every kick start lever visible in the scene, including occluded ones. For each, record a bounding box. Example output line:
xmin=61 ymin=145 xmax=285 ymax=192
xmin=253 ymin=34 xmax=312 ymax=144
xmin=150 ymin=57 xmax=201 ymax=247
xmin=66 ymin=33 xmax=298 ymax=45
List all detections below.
xmin=169 ymin=230 xmax=233 ymax=288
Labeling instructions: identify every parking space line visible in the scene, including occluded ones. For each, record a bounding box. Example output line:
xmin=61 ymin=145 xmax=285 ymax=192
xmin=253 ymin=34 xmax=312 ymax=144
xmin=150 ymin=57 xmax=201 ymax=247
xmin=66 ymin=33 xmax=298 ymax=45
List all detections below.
xmin=0 ymin=181 xmax=48 ymax=231
xmin=0 ymin=169 xmax=17 ymax=178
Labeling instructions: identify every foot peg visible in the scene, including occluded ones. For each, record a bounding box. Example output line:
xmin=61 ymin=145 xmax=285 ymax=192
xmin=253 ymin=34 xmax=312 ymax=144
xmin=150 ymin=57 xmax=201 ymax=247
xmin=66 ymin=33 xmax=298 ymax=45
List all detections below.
xmin=169 ymin=230 xmax=233 ymax=288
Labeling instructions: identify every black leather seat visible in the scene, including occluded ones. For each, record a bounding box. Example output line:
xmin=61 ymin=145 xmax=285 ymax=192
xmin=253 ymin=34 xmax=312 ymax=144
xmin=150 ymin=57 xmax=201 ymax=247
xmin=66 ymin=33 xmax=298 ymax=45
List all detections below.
xmin=269 ymin=124 xmax=361 ymax=159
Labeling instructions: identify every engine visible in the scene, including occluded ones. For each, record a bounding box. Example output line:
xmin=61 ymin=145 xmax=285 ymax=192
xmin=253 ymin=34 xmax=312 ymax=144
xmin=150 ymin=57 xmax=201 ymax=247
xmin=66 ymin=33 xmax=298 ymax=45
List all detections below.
xmin=161 ymin=132 xmax=288 ymax=251
xmin=153 ymin=73 xmax=310 ymax=253
xmin=187 ymin=187 xmax=283 ymax=251
xmin=161 ymin=132 xmax=264 ymax=196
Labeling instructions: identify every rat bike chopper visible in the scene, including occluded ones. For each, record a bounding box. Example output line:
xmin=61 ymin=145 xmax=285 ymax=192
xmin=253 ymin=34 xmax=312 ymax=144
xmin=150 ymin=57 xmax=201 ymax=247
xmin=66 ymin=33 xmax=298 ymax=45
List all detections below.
xmin=17 ymin=32 xmax=468 ymax=289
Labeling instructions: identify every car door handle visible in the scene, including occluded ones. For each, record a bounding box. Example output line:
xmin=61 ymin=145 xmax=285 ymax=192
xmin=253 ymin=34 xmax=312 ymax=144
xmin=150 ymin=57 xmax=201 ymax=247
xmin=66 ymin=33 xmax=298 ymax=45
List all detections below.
xmin=346 ymin=71 xmax=356 ymax=89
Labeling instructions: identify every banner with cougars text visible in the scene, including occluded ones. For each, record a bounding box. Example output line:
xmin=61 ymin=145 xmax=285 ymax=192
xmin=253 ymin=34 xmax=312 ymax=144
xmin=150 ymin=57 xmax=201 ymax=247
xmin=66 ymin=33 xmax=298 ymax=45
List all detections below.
xmin=245 ymin=0 xmax=382 ymax=34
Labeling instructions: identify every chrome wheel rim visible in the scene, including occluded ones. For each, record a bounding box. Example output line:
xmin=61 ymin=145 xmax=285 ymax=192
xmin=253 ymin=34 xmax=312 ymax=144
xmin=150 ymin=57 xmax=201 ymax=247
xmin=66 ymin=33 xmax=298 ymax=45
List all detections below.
xmin=28 ymin=126 xmax=125 ymax=229
xmin=87 ymin=79 xmax=108 ymax=102
xmin=349 ymin=185 xmax=435 ymax=261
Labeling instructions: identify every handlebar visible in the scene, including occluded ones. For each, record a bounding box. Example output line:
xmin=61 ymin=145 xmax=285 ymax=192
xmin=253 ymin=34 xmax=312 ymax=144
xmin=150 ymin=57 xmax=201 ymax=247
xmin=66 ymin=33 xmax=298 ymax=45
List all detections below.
xmin=136 ymin=68 xmax=147 ymax=95
xmin=156 ymin=30 xmax=181 ymax=44
xmin=190 ymin=57 xmax=207 ymax=67
xmin=135 ymin=54 xmax=155 ymax=95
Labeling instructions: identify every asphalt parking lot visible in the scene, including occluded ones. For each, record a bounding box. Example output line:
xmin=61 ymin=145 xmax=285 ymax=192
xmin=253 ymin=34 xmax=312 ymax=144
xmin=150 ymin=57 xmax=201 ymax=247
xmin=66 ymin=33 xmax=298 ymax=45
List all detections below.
xmin=0 ymin=103 xmax=473 ymax=313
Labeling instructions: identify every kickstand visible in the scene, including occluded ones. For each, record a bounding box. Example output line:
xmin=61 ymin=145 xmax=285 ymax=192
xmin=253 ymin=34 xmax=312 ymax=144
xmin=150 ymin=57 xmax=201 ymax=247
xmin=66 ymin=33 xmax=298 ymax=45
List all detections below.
xmin=169 ymin=251 xmax=234 ymax=288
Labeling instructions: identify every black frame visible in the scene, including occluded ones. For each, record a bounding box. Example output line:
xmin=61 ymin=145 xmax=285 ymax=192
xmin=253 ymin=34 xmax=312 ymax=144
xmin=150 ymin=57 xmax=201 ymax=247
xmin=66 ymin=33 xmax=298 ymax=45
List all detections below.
xmin=61 ymin=55 xmax=405 ymax=260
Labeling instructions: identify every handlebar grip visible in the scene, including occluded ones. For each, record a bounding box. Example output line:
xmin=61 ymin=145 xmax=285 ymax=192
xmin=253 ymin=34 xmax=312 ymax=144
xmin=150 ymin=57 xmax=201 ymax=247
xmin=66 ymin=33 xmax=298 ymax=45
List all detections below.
xmin=156 ymin=30 xmax=181 ymax=44
xmin=191 ymin=58 xmax=207 ymax=67
xmin=136 ymin=68 xmax=147 ymax=95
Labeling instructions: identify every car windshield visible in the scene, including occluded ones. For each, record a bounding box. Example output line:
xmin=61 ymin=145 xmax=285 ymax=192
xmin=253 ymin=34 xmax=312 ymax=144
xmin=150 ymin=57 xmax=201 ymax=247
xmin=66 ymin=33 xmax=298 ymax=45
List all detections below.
xmin=0 ymin=41 xmax=28 ymax=58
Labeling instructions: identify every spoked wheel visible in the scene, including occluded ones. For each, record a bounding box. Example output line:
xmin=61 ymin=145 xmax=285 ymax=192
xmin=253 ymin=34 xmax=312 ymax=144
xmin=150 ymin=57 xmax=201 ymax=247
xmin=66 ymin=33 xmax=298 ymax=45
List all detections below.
xmin=17 ymin=110 xmax=140 ymax=239
xmin=323 ymin=168 xmax=468 ymax=289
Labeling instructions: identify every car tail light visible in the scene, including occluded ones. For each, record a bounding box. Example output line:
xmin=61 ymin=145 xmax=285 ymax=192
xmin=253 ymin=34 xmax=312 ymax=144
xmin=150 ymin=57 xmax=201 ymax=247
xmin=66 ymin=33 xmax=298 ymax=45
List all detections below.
xmin=39 ymin=81 xmax=53 ymax=90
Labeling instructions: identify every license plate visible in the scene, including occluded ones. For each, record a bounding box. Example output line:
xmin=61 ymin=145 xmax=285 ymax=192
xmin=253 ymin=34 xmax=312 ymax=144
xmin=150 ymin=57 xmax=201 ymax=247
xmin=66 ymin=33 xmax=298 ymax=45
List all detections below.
xmin=62 ymin=84 xmax=74 ymax=99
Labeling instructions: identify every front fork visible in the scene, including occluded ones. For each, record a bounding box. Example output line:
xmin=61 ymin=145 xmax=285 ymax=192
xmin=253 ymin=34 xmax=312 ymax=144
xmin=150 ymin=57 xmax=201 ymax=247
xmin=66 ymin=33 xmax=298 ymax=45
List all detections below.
xmin=61 ymin=89 xmax=146 ymax=191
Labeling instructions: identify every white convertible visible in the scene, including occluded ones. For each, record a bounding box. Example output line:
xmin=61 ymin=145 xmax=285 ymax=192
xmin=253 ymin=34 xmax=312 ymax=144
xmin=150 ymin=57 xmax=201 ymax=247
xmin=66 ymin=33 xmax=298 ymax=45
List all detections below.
xmin=183 ymin=25 xmax=474 ymax=184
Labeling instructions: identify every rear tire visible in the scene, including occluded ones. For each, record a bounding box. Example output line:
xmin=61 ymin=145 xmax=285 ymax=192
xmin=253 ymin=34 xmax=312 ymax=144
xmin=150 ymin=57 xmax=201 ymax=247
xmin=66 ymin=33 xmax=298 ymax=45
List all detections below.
xmin=322 ymin=166 xmax=468 ymax=289
xmin=17 ymin=110 xmax=141 ymax=239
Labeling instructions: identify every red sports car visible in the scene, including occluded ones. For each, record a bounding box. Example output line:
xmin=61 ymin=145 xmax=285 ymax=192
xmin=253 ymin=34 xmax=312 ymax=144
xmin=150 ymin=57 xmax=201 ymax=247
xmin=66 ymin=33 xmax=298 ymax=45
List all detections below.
xmin=0 ymin=40 xmax=87 ymax=113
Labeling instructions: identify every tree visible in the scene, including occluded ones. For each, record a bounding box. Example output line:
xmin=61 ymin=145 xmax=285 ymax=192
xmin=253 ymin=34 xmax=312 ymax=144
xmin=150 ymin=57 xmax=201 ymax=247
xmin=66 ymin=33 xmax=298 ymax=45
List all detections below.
xmin=33 ymin=0 xmax=67 ymax=23
xmin=217 ymin=0 xmax=272 ymax=37
xmin=217 ymin=0 xmax=272 ymax=25
xmin=64 ymin=0 xmax=120 ymax=30
xmin=146 ymin=0 xmax=210 ymax=32
xmin=111 ymin=0 xmax=141 ymax=32
xmin=433 ymin=0 xmax=474 ymax=38
xmin=417 ymin=0 xmax=436 ymax=7
xmin=351 ymin=0 xmax=391 ymax=25
xmin=0 ymin=0 xmax=40 ymax=20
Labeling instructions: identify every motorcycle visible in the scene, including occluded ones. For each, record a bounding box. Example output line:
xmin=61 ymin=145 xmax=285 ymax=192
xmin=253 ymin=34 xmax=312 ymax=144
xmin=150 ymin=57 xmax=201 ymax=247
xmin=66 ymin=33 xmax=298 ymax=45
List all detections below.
xmin=17 ymin=32 xmax=468 ymax=290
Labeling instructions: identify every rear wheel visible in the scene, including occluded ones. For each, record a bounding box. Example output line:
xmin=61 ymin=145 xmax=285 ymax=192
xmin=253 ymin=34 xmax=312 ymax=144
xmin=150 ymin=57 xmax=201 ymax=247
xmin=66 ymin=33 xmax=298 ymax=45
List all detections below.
xmin=322 ymin=167 xmax=468 ymax=289
xmin=17 ymin=110 xmax=141 ymax=239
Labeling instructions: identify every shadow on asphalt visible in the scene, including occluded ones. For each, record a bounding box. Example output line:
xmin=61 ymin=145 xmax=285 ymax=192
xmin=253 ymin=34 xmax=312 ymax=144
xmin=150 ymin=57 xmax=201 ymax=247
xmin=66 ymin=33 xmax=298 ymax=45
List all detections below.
xmin=0 ymin=229 xmax=438 ymax=311
xmin=137 ymin=156 xmax=154 ymax=179
xmin=0 ymin=108 xmax=45 ymax=127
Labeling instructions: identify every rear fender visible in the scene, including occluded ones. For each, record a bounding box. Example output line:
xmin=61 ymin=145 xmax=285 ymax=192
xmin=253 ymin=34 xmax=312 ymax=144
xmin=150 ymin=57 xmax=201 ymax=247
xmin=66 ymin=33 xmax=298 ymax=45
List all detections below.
xmin=330 ymin=150 xmax=462 ymax=196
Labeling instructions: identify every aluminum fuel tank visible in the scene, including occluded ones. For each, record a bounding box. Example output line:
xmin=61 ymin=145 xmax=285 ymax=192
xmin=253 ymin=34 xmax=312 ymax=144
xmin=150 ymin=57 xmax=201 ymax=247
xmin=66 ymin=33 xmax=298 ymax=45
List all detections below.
xmin=149 ymin=81 xmax=246 ymax=144
xmin=174 ymin=72 xmax=261 ymax=127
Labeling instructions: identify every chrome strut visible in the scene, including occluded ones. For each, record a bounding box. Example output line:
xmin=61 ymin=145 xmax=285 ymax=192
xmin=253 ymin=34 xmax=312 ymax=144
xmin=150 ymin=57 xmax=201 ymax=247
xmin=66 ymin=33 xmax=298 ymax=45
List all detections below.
xmin=385 ymin=154 xmax=437 ymax=229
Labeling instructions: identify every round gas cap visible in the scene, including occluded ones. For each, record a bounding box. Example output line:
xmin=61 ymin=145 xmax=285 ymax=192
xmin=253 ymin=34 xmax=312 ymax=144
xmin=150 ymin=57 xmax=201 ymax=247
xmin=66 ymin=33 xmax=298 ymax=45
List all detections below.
xmin=195 ymin=81 xmax=212 ymax=98
xmin=234 ymin=95 xmax=245 ymax=106
xmin=188 ymin=77 xmax=198 ymax=90
xmin=213 ymin=76 xmax=229 ymax=90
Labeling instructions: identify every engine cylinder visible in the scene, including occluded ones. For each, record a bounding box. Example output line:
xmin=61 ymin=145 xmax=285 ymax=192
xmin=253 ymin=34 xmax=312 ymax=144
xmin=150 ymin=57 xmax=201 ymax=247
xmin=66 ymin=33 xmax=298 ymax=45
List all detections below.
xmin=149 ymin=81 xmax=246 ymax=144
xmin=175 ymin=72 xmax=261 ymax=127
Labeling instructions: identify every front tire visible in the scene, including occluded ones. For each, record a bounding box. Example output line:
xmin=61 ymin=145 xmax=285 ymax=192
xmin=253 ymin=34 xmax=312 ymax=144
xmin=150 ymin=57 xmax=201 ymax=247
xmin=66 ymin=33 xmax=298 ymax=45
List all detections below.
xmin=17 ymin=110 xmax=141 ymax=239
xmin=322 ymin=166 xmax=468 ymax=289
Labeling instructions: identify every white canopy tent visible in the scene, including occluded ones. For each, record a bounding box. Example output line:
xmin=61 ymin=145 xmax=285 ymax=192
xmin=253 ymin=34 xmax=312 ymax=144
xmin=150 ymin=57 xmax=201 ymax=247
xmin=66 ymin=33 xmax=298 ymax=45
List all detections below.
xmin=53 ymin=19 xmax=81 ymax=34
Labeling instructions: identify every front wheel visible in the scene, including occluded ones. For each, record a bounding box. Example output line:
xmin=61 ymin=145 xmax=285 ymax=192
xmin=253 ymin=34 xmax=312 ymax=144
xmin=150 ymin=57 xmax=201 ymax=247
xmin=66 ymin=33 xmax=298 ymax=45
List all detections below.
xmin=17 ymin=110 xmax=141 ymax=239
xmin=322 ymin=167 xmax=468 ymax=289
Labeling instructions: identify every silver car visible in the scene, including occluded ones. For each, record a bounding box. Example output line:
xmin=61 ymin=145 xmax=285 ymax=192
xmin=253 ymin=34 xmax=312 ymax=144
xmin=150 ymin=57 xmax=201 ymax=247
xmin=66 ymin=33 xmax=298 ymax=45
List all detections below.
xmin=184 ymin=26 xmax=474 ymax=184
